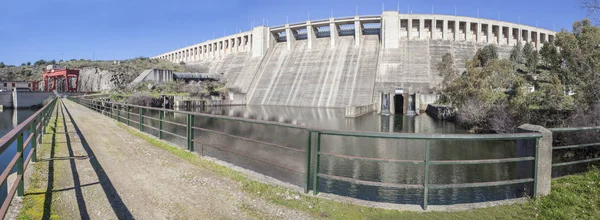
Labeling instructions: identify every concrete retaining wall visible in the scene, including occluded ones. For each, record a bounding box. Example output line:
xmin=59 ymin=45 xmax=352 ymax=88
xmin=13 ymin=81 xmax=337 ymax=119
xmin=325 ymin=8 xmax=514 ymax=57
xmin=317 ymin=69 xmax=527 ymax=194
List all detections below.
xmin=345 ymin=103 xmax=376 ymax=118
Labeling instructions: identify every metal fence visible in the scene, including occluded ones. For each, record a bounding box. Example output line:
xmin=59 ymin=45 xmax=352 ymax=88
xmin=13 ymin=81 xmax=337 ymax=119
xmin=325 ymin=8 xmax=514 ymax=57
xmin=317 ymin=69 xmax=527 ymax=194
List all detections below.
xmin=549 ymin=126 xmax=600 ymax=176
xmin=71 ymin=97 xmax=545 ymax=210
xmin=0 ymin=98 xmax=57 ymax=218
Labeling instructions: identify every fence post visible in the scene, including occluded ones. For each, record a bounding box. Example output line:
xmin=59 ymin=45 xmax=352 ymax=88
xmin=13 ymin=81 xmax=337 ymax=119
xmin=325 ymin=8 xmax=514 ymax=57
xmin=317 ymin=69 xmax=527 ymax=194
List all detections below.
xmin=159 ymin=110 xmax=164 ymax=139
xmin=31 ymin=117 xmax=38 ymax=163
xmin=187 ymin=114 xmax=194 ymax=152
xmin=423 ymin=140 xmax=431 ymax=210
xmin=312 ymin=132 xmax=321 ymax=195
xmin=139 ymin=108 xmax=144 ymax=131
xmin=305 ymin=131 xmax=312 ymax=194
xmin=127 ymin=106 xmax=131 ymax=126
xmin=117 ymin=105 xmax=121 ymax=122
xmin=17 ymin=133 xmax=24 ymax=197
xmin=517 ymin=124 xmax=552 ymax=197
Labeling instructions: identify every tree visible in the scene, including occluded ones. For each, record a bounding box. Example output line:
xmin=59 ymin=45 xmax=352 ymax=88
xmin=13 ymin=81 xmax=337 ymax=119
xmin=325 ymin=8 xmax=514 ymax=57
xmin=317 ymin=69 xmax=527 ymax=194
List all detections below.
xmin=522 ymin=42 xmax=538 ymax=71
xmin=583 ymin=0 xmax=600 ymax=24
xmin=0 ymin=62 xmax=5 ymax=68
xmin=34 ymin=59 xmax=47 ymax=66
xmin=476 ymin=44 xmax=499 ymax=67
xmin=20 ymin=63 xmax=25 ymax=66
xmin=510 ymin=42 xmax=524 ymax=65
xmin=26 ymin=62 xmax=31 ymax=66
xmin=437 ymin=53 xmax=458 ymax=95
xmin=539 ymin=43 xmax=560 ymax=68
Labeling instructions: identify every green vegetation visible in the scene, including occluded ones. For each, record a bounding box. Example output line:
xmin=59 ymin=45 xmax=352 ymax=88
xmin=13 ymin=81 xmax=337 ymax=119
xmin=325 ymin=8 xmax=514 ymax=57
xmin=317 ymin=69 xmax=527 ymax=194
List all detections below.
xmin=120 ymin=123 xmax=600 ymax=219
xmin=18 ymin=107 xmax=61 ymax=220
xmin=438 ymin=19 xmax=600 ymax=132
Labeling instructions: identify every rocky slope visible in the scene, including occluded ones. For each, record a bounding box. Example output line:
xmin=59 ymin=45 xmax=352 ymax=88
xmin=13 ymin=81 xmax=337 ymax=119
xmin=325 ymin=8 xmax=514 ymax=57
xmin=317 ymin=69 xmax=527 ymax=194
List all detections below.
xmin=0 ymin=58 xmax=184 ymax=92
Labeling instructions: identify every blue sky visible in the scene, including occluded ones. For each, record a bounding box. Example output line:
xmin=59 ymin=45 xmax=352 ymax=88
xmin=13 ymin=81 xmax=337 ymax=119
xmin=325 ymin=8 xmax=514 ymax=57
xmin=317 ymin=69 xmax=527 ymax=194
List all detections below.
xmin=0 ymin=0 xmax=588 ymax=65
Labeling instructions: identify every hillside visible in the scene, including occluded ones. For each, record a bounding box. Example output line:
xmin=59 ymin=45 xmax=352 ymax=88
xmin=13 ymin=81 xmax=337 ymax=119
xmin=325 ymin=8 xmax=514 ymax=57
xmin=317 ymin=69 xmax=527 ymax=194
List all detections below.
xmin=0 ymin=58 xmax=185 ymax=92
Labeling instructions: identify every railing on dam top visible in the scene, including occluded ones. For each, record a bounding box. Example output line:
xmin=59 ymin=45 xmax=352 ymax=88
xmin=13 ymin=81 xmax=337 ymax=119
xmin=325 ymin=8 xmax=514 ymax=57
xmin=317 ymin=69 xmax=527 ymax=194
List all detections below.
xmin=0 ymin=98 xmax=57 ymax=218
xmin=70 ymin=97 xmax=545 ymax=210
xmin=549 ymin=126 xmax=600 ymax=174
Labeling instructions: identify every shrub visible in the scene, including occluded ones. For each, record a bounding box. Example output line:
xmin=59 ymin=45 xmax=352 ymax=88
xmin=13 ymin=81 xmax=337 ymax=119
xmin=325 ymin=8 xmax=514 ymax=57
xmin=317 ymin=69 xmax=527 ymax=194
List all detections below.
xmin=126 ymin=92 xmax=154 ymax=106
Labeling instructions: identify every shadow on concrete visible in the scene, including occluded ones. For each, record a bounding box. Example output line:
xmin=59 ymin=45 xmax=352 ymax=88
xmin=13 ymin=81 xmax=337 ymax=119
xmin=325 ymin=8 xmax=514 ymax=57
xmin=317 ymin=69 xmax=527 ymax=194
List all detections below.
xmin=61 ymin=100 xmax=134 ymax=220
xmin=41 ymin=103 xmax=59 ymax=220
xmin=26 ymin=182 xmax=100 ymax=196
xmin=59 ymin=101 xmax=90 ymax=220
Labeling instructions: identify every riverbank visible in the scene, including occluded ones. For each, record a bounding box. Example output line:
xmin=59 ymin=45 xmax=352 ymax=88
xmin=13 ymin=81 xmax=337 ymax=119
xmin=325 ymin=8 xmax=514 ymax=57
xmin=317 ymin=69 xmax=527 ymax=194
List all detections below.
xmin=122 ymin=123 xmax=600 ymax=219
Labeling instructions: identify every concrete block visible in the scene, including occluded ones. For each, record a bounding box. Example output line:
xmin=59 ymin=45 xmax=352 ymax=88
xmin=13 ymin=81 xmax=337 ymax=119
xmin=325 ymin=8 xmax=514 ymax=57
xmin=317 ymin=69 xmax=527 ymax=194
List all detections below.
xmin=517 ymin=124 xmax=552 ymax=197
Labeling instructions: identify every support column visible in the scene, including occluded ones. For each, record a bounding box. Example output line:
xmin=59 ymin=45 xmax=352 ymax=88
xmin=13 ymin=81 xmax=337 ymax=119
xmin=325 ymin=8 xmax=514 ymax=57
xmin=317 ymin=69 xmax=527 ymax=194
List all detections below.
xmin=432 ymin=18 xmax=437 ymax=40
xmin=442 ymin=19 xmax=448 ymax=40
xmin=285 ymin=24 xmax=295 ymax=51
xmin=536 ymin=31 xmax=541 ymax=50
xmin=476 ymin=22 xmax=481 ymax=43
xmin=307 ymin=21 xmax=316 ymax=50
xmin=329 ymin=18 xmax=338 ymax=49
xmin=252 ymin=26 xmax=273 ymax=57
xmin=466 ymin=22 xmax=471 ymax=41
xmin=487 ymin=23 xmax=493 ymax=43
xmin=382 ymin=11 xmax=400 ymax=48
xmin=499 ymin=26 xmax=504 ymax=45
xmin=407 ymin=18 xmax=413 ymax=40
xmin=354 ymin=16 xmax=362 ymax=46
xmin=507 ymin=27 xmax=513 ymax=45
xmin=454 ymin=20 xmax=459 ymax=41
xmin=419 ymin=18 xmax=425 ymax=40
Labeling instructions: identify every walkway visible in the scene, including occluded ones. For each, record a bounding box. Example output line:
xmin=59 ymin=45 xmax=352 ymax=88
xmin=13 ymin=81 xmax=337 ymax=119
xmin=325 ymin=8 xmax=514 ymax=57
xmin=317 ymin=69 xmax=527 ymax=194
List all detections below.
xmin=13 ymin=99 xmax=310 ymax=219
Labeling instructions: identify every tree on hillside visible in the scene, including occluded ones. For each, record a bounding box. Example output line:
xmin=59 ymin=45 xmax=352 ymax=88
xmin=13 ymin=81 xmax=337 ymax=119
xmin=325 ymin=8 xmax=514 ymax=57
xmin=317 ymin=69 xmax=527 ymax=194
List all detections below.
xmin=476 ymin=44 xmax=499 ymax=67
xmin=34 ymin=60 xmax=46 ymax=66
xmin=26 ymin=62 xmax=31 ymax=66
xmin=539 ymin=43 xmax=560 ymax=68
xmin=437 ymin=53 xmax=459 ymax=103
xmin=0 ymin=62 xmax=5 ymax=68
xmin=510 ymin=42 xmax=524 ymax=66
xmin=523 ymin=42 xmax=539 ymax=71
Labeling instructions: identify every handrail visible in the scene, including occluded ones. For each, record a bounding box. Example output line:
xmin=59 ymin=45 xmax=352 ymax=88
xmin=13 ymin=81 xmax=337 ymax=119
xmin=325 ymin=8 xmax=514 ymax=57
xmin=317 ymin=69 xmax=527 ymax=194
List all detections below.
xmin=548 ymin=126 xmax=600 ymax=132
xmin=0 ymin=98 xmax=57 ymax=218
xmin=71 ymin=97 xmax=543 ymax=210
xmin=549 ymin=126 xmax=600 ymax=170
xmin=78 ymin=98 xmax=543 ymax=140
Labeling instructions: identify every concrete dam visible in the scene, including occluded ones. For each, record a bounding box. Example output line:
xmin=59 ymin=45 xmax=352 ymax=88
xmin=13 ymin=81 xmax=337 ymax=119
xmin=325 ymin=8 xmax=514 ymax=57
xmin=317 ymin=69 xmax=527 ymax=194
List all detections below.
xmin=152 ymin=11 xmax=556 ymax=112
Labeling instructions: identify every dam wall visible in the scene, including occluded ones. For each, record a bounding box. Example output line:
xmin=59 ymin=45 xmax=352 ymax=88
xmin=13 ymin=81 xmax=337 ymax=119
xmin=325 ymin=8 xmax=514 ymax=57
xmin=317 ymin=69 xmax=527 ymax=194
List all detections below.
xmin=152 ymin=11 xmax=555 ymax=108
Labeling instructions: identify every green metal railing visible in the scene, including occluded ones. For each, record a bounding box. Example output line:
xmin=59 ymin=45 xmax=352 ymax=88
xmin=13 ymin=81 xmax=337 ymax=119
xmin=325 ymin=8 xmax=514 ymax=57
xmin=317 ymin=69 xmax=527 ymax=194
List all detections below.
xmin=71 ymin=97 xmax=543 ymax=210
xmin=549 ymin=127 xmax=600 ymax=168
xmin=0 ymin=98 xmax=57 ymax=218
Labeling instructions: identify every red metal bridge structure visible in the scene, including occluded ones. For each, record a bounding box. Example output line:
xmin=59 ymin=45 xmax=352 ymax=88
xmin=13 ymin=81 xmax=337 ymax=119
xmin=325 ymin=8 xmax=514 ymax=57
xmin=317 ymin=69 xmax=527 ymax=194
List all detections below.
xmin=42 ymin=65 xmax=79 ymax=92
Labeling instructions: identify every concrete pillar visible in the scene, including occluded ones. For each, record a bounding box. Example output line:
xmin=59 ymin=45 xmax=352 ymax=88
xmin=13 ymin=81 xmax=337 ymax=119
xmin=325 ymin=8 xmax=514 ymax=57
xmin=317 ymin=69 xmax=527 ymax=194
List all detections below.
xmin=419 ymin=18 xmax=425 ymax=40
xmin=329 ymin=18 xmax=338 ymax=49
xmin=507 ymin=27 xmax=513 ymax=46
xmin=536 ymin=31 xmax=541 ymax=50
xmin=516 ymin=124 xmax=552 ymax=197
xmin=407 ymin=18 xmax=413 ymax=40
xmin=307 ymin=21 xmax=316 ymax=50
xmin=442 ymin=19 xmax=448 ymax=40
xmin=252 ymin=26 xmax=273 ymax=57
xmin=476 ymin=22 xmax=481 ymax=43
xmin=454 ymin=20 xmax=459 ymax=41
xmin=354 ymin=16 xmax=362 ymax=46
xmin=499 ymin=26 xmax=504 ymax=45
xmin=487 ymin=23 xmax=493 ymax=43
xmin=285 ymin=24 xmax=295 ymax=51
xmin=382 ymin=11 xmax=400 ymax=48
xmin=466 ymin=22 xmax=471 ymax=41
xmin=432 ymin=18 xmax=437 ymax=40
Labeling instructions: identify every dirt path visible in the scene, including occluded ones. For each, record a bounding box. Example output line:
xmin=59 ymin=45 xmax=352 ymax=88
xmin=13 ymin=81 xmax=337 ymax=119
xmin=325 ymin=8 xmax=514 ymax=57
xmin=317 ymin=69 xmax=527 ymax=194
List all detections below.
xmin=17 ymin=99 xmax=312 ymax=219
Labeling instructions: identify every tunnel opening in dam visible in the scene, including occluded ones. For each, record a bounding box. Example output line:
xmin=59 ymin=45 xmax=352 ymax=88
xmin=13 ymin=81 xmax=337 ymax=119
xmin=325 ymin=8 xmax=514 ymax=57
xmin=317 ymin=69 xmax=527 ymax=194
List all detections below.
xmin=394 ymin=94 xmax=404 ymax=115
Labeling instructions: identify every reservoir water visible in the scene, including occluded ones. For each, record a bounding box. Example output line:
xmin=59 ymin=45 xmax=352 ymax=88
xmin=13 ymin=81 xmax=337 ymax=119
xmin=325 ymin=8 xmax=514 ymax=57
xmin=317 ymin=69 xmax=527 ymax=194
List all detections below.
xmin=0 ymin=109 xmax=36 ymax=203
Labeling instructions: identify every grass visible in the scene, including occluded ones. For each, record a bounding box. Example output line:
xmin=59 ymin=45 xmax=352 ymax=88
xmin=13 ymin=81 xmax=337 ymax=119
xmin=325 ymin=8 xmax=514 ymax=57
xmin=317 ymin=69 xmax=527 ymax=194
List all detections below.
xmin=18 ymin=108 xmax=62 ymax=220
xmin=118 ymin=123 xmax=600 ymax=219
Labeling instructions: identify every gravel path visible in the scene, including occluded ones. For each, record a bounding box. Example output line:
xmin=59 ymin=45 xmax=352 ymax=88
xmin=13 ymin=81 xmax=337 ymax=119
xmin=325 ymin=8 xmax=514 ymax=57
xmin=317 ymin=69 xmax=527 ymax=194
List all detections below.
xmin=23 ymin=99 xmax=312 ymax=219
